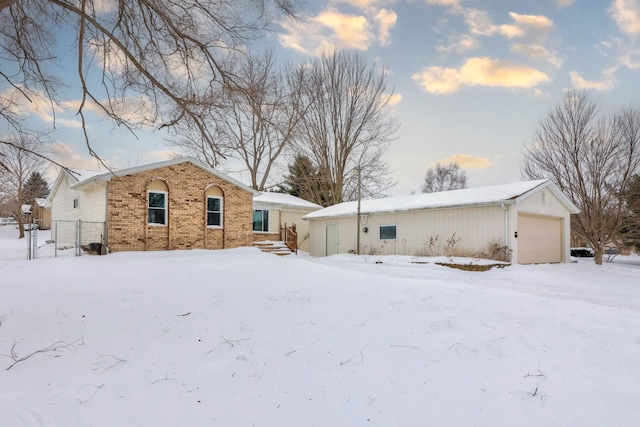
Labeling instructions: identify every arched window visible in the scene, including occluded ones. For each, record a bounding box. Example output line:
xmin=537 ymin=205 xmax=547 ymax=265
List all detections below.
xmin=148 ymin=180 xmax=168 ymax=225
xmin=205 ymin=186 xmax=223 ymax=227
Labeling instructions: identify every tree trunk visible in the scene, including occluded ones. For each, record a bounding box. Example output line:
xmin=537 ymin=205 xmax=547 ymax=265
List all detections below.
xmin=594 ymin=247 xmax=603 ymax=265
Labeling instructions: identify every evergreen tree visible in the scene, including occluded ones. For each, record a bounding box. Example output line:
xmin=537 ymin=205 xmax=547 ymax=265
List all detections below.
xmin=283 ymin=155 xmax=331 ymax=206
xmin=23 ymin=171 xmax=50 ymax=205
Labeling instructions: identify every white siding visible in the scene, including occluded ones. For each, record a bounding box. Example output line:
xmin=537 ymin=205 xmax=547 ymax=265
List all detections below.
xmin=281 ymin=210 xmax=312 ymax=252
xmin=308 ymin=205 xmax=506 ymax=257
xmin=50 ymin=174 xmax=107 ymax=244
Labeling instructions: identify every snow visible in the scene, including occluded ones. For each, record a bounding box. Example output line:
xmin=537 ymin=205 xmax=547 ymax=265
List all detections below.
xmin=1 ymin=249 xmax=640 ymax=426
xmin=254 ymin=192 xmax=322 ymax=210
xmin=69 ymin=169 xmax=104 ymax=184
xmin=304 ymin=179 xmax=551 ymax=220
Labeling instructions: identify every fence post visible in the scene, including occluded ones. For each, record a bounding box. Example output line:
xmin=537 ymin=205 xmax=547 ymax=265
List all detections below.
xmin=54 ymin=220 xmax=58 ymax=258
xmin=32 ymin=227 xmax=38 ymax=259
xmin=27 ymin=225 xmax=32 ymax=260
xmin=75 ymin=219 xmax=82 ymax=257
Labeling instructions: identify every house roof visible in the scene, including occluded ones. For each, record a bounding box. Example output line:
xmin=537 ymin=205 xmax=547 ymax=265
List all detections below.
xmin=34 ymin=198 xmax=48 ymax=207
xmin=67 ymin=157 xmax=259 ymax=195
xmin=303 ymin=179 xmax=580 ymax=220
xmin=253 ymin=192 xmax=322 ymax=210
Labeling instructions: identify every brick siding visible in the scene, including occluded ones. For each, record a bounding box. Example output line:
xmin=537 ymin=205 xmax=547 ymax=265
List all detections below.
xmin=106 ymin=162 xmax=253 ymax=252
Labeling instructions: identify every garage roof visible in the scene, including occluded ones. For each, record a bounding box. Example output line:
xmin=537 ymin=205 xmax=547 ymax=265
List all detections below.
xmin=303 ymin=179 xmax=579 ymax=220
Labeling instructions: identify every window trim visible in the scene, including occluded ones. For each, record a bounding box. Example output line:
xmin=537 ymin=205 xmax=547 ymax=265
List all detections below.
xmin=206 ymin=196 xmax=223 ymax=228
xmin=148 ymin=190 xmax=168 ymax=226
xmin=379 ymin=225 xmax=397 ymax=240
xmin=252 ymin=209 xmax=269 ymax=233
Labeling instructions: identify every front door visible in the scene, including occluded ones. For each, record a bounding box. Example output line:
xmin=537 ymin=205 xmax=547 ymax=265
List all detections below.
xmin=326 ymin=223 xmax=338 ymax=256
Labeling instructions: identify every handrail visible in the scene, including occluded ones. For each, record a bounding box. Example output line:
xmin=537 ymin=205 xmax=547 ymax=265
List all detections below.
xmin=284 ymin=223 xmax=297 ymax=254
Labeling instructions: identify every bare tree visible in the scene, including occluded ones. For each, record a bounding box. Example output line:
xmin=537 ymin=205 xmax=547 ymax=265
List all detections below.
xmin=522 ymin=90 xmax=640 ymax=264
xmin=0 ymin=0 xmax=300 ymax=166
xmin=0 ymin=134 xmax=46 ymax=238
xmin=422 ymin=162 xmax=467 ymax=193
xmin=619 ymin=174 xmax=640 ymax=250
xmin=174 ymin=50 xmax=307 ymax=190
xmin=293 ymin=50 xmax=398 ymax=205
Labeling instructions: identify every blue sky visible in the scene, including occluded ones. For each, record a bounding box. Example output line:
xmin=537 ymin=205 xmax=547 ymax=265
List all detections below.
xmin=22 ymin=0 xmax=640 ymax=196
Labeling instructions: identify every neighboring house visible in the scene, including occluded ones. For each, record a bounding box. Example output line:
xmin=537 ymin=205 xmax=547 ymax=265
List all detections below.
xmin=252 ymin=192 xmax=322 ymax=253
xmin=31 ymin=198 xmax=51 ymax=229
xmin=303 ymin=179 xmax=580 ymax=264
xmin=48 ymin=157 xmax=258 ymax=252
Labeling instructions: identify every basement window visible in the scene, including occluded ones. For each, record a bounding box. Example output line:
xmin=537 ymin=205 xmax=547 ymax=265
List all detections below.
xmin=379 ymin=225 xmax=397 ymax=240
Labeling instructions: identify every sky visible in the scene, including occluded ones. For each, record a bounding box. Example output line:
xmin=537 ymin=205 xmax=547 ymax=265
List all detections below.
xmin=12 ymin=0 xmax=640 ymax=197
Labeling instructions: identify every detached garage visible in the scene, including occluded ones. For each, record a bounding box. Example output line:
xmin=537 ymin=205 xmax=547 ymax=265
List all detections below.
xmin=303 ymin=179 xmax=579 ymax=264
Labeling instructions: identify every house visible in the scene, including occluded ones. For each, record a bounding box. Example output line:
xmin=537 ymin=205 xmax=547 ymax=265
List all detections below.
xmin=252 ymin=192 xmax=322 ymax=252
xmin=303 ymin=179 xmax=580 ymax=264
xmin=48 ymin=157 xmax=258 ymax=252
xmin=31 ymin=198 xmax=51 ymax=229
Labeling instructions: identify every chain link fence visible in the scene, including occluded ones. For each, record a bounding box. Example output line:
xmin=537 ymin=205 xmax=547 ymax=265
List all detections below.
xmin=0 ymin=219 xmax=106 ymax=260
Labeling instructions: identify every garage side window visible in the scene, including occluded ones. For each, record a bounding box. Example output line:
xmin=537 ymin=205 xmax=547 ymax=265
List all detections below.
xmin=148 ymin=180 xmax=168 ymax=226
xmin=379 ymin=225 xmax=397 ymax=240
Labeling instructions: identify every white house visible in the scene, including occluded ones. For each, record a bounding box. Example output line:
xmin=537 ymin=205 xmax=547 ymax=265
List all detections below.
xmin=252 ymin=192 xmax=322 ymax=252
xmin=303 ymin=179 xmax=580 ymax=264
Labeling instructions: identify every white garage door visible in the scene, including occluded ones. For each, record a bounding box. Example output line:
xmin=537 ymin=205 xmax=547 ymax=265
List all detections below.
xmin=518 ymin=214 xmax=562 ymax=264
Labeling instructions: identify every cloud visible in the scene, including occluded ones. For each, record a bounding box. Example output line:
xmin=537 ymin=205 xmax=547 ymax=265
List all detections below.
xmin=50 ymin=143 xmax=105 ymax=171
xmin=462 ymin=9 xmax=553 ymax=41
xmin=556 ymin=0 xmax=574 ymax=7
xmin=431 ymin=154 xmax=492 ymax=170
xmin=412 ymin=57 xmax=549 ymax=94
xmin=511 ymin=43 xmax=563 ymax=68
xmin=436 ymin=34 xmax=479 ymax=54
xmin=0 ymin=86 xmax=85 ymax=128
xmin=387 ymin=93 xmax=403 ymax=107
xmin=610 ymin=0 xmax=640 ymax=35
xmin=569 ymin=69 xmax=617 ymax=90
xmin=279 ymin=3 xmax=398 ymax=54
xmin=425 ymin=0 xmax=462 ymax=6
xmin=280 ymin=9 xmax=376 ymax=53
xmin=375 ymin=8 xmax=397 ymax=45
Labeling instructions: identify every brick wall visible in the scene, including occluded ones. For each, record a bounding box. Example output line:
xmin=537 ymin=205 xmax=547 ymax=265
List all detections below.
xmin=106 ymin=162 xmax=254 ymax=252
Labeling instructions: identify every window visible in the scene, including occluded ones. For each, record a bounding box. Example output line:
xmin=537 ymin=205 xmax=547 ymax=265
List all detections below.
xmin=207 ymin=196 xmax=223 ymax=227
xmin=379 ymin=225 xmax=397 ymax=240
xmin=541 ymin=191 xmax=546 ymax=206
xmin=73 ymin=198 xmax=79 ymax=209
xmin=148 ymin=191 xmax=167 ymax=225
xmin=253 ymin=209 xmax=269 ymax=232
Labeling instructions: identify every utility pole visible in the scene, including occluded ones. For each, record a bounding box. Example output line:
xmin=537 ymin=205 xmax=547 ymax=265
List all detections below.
xmin=356 ymin=165 xmax=361 ymax=255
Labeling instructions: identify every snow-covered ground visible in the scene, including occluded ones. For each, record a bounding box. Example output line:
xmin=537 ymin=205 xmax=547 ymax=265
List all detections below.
xmin=1 ymin=248 xmax=639 ymax=426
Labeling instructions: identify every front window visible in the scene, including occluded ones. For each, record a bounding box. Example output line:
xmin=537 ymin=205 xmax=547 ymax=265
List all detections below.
xmin=207 ymin=196 xmax=223 ymax=227
xmin=379 ymin=225 xmax=397 ymax=240
xmin=253 ymin=209 xmax=269 ymax=232
xmin=148 ymin=191 xmax=167 ymax=225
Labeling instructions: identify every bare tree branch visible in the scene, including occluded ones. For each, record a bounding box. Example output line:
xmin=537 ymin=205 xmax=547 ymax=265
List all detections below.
xmin=522 ymin=90 xmax=640 ymax=264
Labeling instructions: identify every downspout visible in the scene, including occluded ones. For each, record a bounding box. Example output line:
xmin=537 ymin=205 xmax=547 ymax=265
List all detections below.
xmin=501 ymin=203 xmax=509 ymax=256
